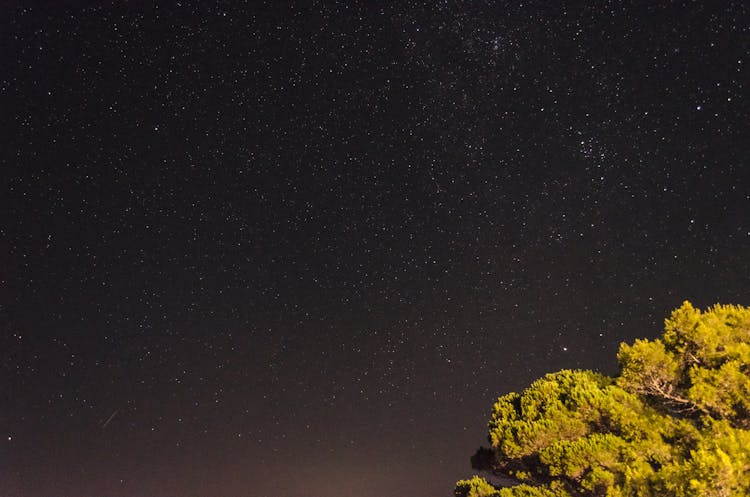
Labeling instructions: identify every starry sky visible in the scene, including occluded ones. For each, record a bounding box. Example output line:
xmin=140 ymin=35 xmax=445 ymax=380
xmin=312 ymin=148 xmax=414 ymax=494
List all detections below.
xmin=1 ymin=1 xmax=748 ymax=496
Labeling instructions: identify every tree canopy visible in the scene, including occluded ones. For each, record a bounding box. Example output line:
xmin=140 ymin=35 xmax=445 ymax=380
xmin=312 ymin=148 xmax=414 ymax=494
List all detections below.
xmin=456 ymin=302 xmax=750 ymax=497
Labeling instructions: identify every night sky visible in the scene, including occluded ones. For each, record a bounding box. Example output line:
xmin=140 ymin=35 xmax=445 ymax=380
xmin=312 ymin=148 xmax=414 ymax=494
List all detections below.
xmin=2 ymin=1 xmax=748 ymax=496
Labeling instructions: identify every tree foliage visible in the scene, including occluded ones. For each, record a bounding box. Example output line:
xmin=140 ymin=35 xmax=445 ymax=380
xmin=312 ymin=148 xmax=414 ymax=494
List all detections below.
xmin=457 ymin=302 xmax=750 ymax=497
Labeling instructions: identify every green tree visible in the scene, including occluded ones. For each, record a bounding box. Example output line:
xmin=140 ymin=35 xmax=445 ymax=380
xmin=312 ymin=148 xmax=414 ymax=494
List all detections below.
xmin=457 ymin=302 xmax=750 ymax=497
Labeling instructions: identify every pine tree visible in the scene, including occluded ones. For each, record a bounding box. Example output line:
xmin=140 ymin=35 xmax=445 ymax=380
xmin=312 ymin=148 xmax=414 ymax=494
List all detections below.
xmin=457 ymin=302 xmax=750 ymax=497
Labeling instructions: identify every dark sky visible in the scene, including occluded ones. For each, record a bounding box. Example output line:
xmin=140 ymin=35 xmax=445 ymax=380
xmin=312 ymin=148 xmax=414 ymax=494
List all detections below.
xmin=2 ymin=1 xmax=748 ymax=496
